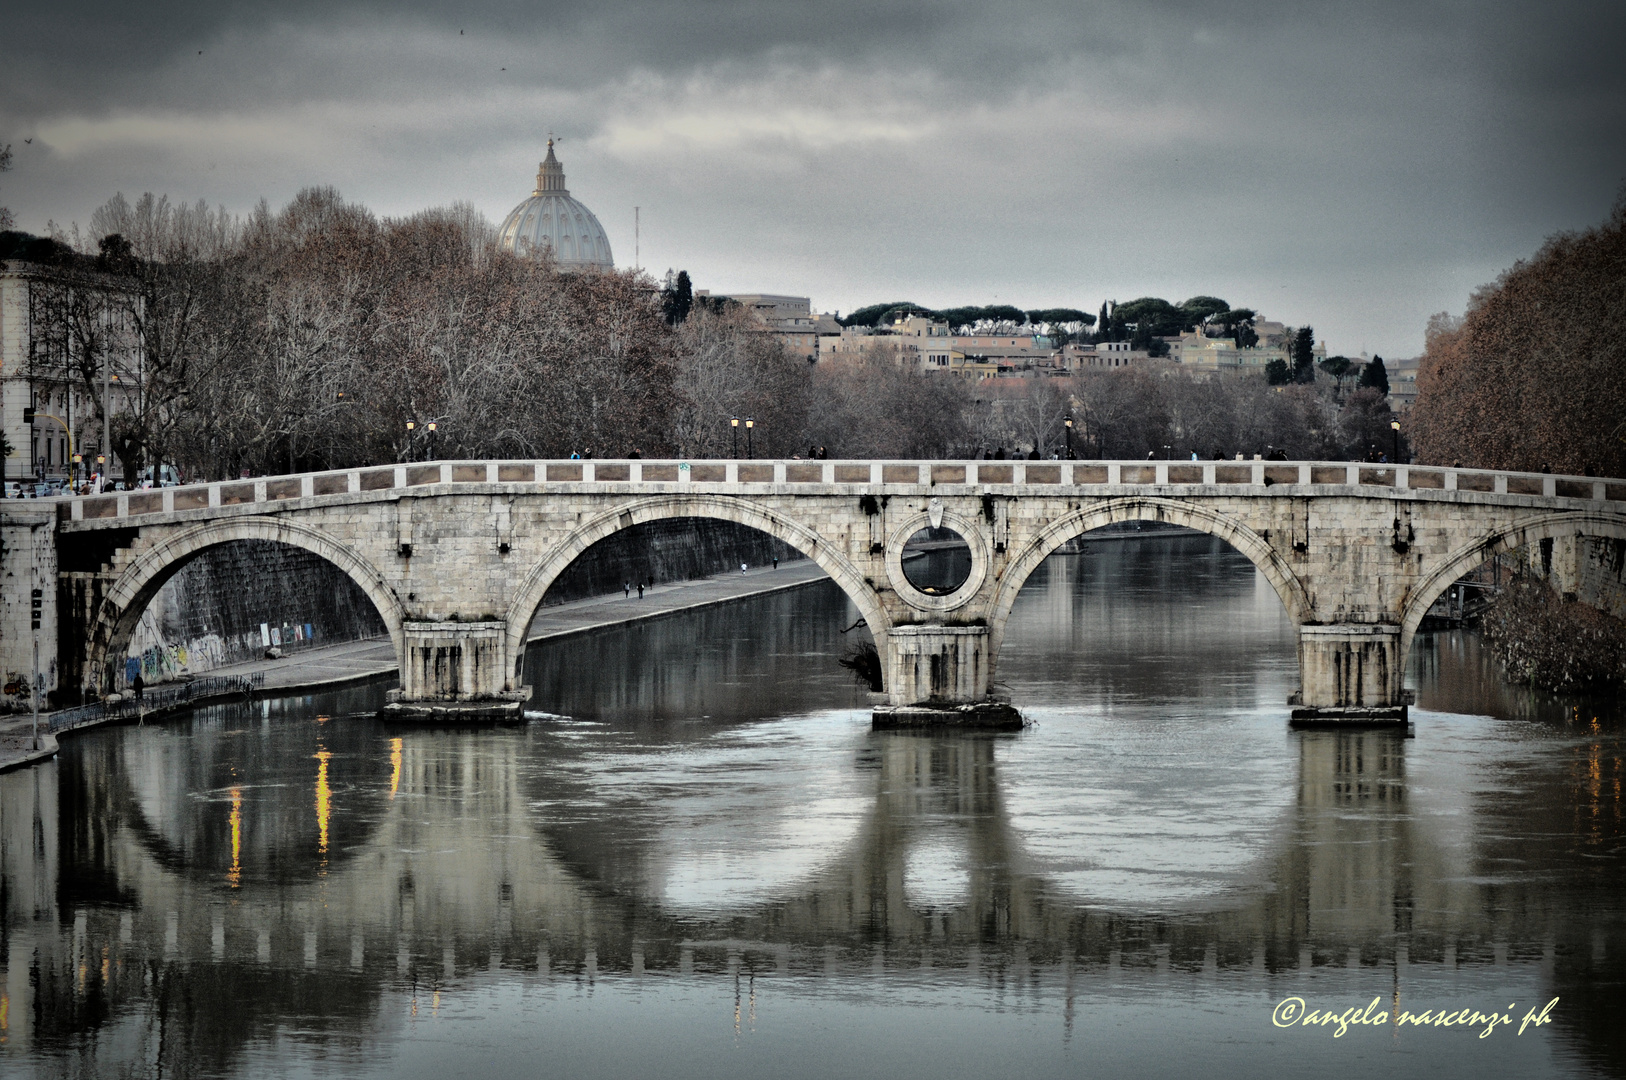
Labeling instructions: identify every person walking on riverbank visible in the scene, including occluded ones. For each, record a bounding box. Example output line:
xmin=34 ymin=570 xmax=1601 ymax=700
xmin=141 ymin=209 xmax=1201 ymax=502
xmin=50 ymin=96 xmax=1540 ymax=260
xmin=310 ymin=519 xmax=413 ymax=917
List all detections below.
xmin=132 ymin=673 xmax=145 ymax=702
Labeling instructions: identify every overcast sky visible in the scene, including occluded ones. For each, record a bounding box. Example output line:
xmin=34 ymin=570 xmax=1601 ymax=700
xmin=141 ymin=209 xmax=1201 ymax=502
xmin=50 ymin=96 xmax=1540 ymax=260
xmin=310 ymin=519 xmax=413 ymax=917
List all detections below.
xmin=3 ymin=0 xmax=1622 ymax=357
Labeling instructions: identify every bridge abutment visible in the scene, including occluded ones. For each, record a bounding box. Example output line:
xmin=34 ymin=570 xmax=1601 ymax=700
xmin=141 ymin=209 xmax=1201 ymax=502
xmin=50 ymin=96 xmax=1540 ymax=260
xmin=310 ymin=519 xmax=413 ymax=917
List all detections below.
xmin=1292 ymin=625 xmax=1408 ymax=725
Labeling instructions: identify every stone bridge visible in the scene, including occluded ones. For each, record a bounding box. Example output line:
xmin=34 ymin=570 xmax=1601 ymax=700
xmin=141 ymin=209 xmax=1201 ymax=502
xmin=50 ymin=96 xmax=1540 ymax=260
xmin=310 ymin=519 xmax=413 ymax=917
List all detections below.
xmin=8 ymin=457 xmax=1626 ymax=722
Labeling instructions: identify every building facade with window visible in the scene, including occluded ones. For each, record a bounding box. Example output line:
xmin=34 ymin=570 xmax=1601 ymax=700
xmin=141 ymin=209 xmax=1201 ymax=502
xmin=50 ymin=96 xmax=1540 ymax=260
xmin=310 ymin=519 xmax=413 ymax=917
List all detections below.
xmin=1 ymin=258 xmax=142 ymax=487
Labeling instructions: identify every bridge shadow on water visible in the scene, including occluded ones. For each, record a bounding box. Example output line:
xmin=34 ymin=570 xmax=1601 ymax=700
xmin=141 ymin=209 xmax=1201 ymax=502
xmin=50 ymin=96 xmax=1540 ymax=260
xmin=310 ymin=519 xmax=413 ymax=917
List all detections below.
xmin=4 ymin=535 xmax=1625 ymax=1078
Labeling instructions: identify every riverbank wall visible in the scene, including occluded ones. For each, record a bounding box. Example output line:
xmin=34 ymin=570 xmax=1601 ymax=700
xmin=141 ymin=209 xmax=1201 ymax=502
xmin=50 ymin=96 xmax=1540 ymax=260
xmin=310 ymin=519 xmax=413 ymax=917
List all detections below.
xmin=539 ymin=519 xmax=803 ymax=605
xmin=124 ymin=540 xmax=389 ymax=683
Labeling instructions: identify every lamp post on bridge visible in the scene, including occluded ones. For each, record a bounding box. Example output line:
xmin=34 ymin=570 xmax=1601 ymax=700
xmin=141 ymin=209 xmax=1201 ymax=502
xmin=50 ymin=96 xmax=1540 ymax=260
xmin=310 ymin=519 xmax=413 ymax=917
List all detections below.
xmin=404 ymin=420 xmax=415 ymax=463
xmin=1391 ymin=419 xmax=1401 ymax=465
xmin=427 ymin=421 xmax=437 ymax=462
xmin=1064 ymin=415 xmax=1074 ymax=460
xmin=730 ymin=416 xmax=739 ymax=458
xmin=746 ymin=417 xmax=755 ymax=459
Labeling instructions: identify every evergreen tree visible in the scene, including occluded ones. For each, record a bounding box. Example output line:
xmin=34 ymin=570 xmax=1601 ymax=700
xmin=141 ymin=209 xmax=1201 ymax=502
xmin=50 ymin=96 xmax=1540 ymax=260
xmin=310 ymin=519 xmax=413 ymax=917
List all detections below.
xmin=1265 ymin=359 xmax=1291 ymax=385
xmin=0 ymin=143 xmax=12 ymax=229
xmin=1130 ymin=318 xmax=1152 ymax=352
xmin=662 ymin=269 xmax=693 ymax=325
xmin=1096 ymin=302 xmax=1110 ymax=342
xmin=1291 ymin=325 xmax=1315 ymax=383
xmin=1358 ymin=355 xmax=1389 ymax=395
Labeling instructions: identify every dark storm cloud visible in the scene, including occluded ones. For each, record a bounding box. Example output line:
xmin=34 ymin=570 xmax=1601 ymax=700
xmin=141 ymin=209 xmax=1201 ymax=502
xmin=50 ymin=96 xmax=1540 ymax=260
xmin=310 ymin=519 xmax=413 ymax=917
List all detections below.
xmin=1 ymin=0 xmax=1622 ymax=356
xmin=0 ymin=0 xmax=1558 ymax=106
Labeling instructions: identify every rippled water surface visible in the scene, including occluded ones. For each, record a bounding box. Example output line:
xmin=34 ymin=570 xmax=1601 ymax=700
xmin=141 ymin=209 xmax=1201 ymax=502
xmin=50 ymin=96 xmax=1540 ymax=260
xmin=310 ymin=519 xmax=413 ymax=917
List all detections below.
xmin=3 ymin=535 xmax=1623 ymax=1079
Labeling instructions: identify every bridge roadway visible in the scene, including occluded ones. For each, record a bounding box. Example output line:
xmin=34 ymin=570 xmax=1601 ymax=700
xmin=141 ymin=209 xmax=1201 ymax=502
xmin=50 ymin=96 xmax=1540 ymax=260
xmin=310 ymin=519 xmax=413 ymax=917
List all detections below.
xmin=7 ymin=457 xmax=1625 ymax=722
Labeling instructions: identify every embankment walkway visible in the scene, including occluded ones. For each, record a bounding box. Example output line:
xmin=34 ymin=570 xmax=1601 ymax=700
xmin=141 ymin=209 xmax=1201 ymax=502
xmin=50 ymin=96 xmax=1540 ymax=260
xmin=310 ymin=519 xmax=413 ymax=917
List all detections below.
xmin=0 ymin=560 xmax=831 ymax=772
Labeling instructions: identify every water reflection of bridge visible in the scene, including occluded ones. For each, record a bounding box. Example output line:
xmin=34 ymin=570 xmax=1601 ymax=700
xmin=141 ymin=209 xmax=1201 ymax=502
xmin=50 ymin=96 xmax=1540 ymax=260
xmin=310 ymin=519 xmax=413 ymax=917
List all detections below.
xmin=4 ymin=711 xmax=1621 ymax=1074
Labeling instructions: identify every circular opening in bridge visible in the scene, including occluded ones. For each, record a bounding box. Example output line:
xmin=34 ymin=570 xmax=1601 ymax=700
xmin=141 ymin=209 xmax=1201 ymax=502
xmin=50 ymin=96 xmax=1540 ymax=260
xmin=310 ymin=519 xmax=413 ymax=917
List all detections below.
xmin=901 ymin=527 xmax=972 ymax=595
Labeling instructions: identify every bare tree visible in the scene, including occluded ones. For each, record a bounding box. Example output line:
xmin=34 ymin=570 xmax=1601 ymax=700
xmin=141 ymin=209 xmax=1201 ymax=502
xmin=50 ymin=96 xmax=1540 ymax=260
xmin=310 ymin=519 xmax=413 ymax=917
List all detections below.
xmin=1411 ymin=188 xmax=1626 ymax=475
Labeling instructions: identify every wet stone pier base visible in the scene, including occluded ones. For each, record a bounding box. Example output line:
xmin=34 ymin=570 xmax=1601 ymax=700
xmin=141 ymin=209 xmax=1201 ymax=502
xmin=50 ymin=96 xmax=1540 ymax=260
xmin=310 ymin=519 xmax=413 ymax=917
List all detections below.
xmin=379 ymin=688 xmax=530 ymax=723
xmin=872 ymin=700 xmax=1026 ymax=732
xmin=1288 ymin=703 xmax=1410 ymax=728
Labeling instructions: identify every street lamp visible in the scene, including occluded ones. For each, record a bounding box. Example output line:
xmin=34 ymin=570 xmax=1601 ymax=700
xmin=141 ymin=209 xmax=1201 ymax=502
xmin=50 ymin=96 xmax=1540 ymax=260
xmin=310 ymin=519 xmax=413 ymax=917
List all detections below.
xmin=1064 ymin=415 xmax=1074 ymax=460
xmin=405 ymin=420 xmax=416 ymax=463
xmin=72 ymin=453 xmax=82 ymax=489
xmin=746 ymin=417 xmax=755 ymax=460
xmin=1391 ymin=419 xmax=1401 ymax=464
xmin=427 ymin=421 xmax=437 ymax=461
xmin=730 ymin=416 xmax=739 ymax=458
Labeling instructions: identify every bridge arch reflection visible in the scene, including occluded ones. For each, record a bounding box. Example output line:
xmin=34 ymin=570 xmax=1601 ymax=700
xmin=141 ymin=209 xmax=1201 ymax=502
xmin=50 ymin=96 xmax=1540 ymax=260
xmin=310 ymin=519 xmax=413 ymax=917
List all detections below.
xmin=8 ymin=704 xmax=1622 ymax=1074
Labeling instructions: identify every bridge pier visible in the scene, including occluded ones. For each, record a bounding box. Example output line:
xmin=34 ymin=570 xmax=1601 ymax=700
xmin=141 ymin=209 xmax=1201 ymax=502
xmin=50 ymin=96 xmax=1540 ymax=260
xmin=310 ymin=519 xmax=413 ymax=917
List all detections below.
xmin=1291 ymin=625 xmax=1408 ymax=726
xmin=873 ymin=624 xmax=1023 ymax=731
xmin=31 ymin=457 xmax=1626 ymax=733
xmin=383 ymin=621 xmax=529 ymax=721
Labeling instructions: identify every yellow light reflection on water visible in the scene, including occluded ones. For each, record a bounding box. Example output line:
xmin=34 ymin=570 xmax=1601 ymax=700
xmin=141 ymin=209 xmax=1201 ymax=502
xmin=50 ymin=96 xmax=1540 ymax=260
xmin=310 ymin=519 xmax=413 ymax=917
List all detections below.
xmin=390 ymin=737 xmax=403 ymax=799
xmin=227 ymin=787 xmax=243 ymax=887
xmin=315 ymin=749 xmax=333 ymax=862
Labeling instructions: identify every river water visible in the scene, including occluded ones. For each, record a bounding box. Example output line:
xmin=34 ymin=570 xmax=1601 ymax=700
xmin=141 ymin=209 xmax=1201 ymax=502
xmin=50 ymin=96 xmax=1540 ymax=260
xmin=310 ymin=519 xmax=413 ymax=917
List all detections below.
xmin=2 ymin=534 xmax=1623 ymax=1079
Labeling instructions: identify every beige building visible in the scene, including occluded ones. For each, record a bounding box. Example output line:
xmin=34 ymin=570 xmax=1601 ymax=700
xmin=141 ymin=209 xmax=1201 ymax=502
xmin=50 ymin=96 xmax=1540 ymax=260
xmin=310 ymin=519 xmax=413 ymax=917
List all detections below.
xmin=1171 ymin=327 xmax=1322 ymax=373
xmin=815 ymin=313 xmax=956 ymax=369
xmin=1066 ymin=341 xmax=1152 ymax=370
xmin=1385 ymin=354 xmax=1420 ymax=412
xmin=708 ymin=293 xmax=839 ymax=362
xmin=2 ymin=258 xmax=142 ymax=487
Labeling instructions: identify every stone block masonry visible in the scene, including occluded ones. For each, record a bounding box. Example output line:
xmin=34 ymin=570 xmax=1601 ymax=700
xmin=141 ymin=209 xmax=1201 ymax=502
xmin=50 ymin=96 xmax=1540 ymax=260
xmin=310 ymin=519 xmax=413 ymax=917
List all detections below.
xmin=19 ymin=457 xmax=1626 ymax=725
xmin=0 ymin=505 xmax=57 ymax=710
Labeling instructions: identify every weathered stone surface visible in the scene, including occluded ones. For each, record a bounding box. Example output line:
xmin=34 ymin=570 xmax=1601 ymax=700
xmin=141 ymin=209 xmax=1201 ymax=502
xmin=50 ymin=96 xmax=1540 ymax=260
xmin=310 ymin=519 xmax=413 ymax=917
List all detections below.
xmin=872 ymin=701 xmax=1026 ymax=731
xmin=15 ymin=458 xmax=1625 ymax=720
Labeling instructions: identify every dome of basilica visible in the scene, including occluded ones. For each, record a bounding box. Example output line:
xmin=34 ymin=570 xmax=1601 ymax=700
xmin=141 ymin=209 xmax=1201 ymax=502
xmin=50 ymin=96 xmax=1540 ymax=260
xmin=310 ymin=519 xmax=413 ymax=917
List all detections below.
xmin=496 ymin=140 xmax=614 ymax=270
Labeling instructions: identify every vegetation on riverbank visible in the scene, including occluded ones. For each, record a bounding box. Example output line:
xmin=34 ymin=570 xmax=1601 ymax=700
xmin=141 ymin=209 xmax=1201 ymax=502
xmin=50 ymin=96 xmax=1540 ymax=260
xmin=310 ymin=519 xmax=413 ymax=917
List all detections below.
xmin=1482 ymin=578 xmax=1626 ymax=692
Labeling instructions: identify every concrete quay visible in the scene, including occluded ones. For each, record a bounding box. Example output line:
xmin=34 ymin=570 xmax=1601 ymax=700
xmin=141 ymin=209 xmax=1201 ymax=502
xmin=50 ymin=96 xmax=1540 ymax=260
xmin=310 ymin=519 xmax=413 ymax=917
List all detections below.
xmin=0 ymin=559 xmax=831 ymax=769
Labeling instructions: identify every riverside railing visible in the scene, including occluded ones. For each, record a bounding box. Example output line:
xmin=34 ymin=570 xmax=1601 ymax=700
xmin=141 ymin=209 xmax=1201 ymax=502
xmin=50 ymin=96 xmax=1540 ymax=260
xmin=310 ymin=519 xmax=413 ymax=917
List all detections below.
xmin=54 ymin=459 xmax=1626 ymax=524
xmin=47 ymin=673 xmax=267 ymax=734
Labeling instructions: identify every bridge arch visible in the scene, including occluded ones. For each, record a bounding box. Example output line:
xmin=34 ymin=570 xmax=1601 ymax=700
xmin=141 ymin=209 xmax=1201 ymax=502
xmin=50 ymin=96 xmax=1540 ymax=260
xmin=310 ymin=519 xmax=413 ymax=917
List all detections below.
xmin=504 ymin=493 xmax=892 ymax=680
xmin=985 ymin=496 xmax=1313 ymax=676
xmin=86 ymin=517 xmax=406 ymax=695
xmin=1398 ymin=509 xmax=1626 ymax=661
